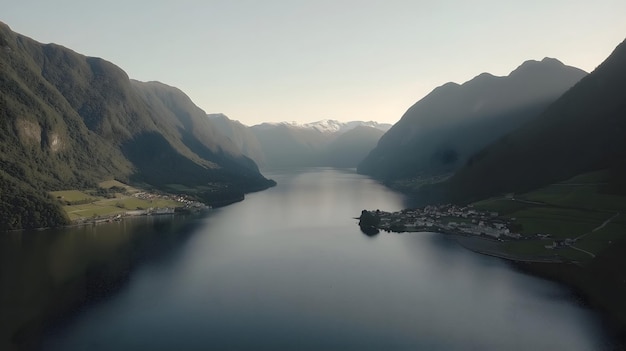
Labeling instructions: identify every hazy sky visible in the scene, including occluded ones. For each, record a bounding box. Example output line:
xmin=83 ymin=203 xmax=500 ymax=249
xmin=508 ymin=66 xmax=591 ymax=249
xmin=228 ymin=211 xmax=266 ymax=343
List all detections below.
xmin=3 ymin=1 xmax=626 ymax=125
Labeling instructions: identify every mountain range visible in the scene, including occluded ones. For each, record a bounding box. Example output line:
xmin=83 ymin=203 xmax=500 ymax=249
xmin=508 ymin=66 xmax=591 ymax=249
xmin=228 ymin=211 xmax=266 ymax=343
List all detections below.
xmin=440 ymin=38 xmax=626 ymax=201
xmin=254 ymin=119 xmax=391 ymax=134
xmin=0 ymin=21 xmax=274 ymax=230
xmin=358 ymin=57 xmax=587 ymax=180
xmin=4 ymin=16 xmax=626 ymax=346
xmin=3 ymin=15 xmax=624 ymax=232
xmin=209 ymin=115 xmax=392 ymax=169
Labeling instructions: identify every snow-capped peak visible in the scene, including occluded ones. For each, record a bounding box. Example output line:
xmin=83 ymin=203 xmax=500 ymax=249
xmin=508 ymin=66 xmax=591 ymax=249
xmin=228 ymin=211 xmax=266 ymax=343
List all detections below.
xmin=254 ymin=119 xmax=392 ymax=134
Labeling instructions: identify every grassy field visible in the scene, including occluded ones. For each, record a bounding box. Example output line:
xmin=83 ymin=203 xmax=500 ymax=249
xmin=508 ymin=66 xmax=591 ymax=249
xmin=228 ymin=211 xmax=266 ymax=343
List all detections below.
xmin=502 ymin=240 xmax=548 ymax=255
xmin=53 ymin=181 xmax=182 ymax=221
xmin=50 ymin=190 xmax=95 ymax=203
xmin=64 ymin=197 xmax=180 ymax=221
xmin=501 ymin=239 xmax=595 ymax=263
xmin=474 ymin=170 xmax=626 ymax=264
xmin=515 ymin=170 xmax=626 ymax=211
xmin=512 ymin=207 xmax=608 ymax=238
xmin=575 ymin=214 xmax=626 ymax=254
xmin=64 ymin=203 xmax=127 ymax=220
xmin=559 ymin=170 xmax=608 ymax=184
xmin=98 ymin=179 xmax=140 ymax=194
xmin=473 ymin=197 xmax=538 ymax=214
xmin=519 ymin=184 xmax=626 ymax=211
xmin=470 ymin=170 xmax=626 ymax=339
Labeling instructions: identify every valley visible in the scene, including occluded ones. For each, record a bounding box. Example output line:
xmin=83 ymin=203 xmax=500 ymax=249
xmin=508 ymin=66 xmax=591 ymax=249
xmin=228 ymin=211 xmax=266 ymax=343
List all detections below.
xmin=210 ymin=115 xmax=392 ymax=170
xmin=3 ymin=169 xmax=610 ymax=351
xmin=2 ymin=8 xmax=626 ymax=350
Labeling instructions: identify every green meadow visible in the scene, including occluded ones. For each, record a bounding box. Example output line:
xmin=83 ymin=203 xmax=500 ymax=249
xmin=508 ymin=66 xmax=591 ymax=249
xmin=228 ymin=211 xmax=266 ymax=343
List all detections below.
xmin=475 ymin=171 xmax=626 ymax=263
xmin=52 ymin=181 xmax=181 ymax=221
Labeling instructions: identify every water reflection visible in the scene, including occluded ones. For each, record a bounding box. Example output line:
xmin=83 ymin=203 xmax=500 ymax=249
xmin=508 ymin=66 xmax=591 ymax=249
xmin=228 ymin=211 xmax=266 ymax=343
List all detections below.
xmin=0 ymin=215 xmax=202 ymax=351
xmin=0 ymin=168 xmax=611 ymax=350
xmin=359 ymin=226 xmax=380 ymax=237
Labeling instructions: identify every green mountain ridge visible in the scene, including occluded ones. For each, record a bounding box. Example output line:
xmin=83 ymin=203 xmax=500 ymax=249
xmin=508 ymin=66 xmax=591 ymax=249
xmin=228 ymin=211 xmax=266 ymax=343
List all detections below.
xmin=0 ymin=21 xmax=273 ymax=230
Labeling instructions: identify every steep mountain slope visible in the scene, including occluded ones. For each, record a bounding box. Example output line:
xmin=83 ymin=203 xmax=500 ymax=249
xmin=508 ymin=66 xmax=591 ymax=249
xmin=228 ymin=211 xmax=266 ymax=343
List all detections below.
xmin=0 ymin=21 xmax=273 ymax=230
xmin=358 ymin=58 xmax=587 ymax=179
xmin=207 ymin=113 xmax=267 ymax=168
xmin=325 ymin=126 xmax=386 ymax=167
xmin=442 ymin=38 xmax=626 ymax=202
xmin=128 ymin=82 xmax=265 ymax=186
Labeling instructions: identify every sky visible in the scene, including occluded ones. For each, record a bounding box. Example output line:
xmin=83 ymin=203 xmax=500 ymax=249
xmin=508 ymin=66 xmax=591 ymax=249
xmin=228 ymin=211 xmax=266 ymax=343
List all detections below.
xmin=2 ymin=0 xmax=626 ymax=125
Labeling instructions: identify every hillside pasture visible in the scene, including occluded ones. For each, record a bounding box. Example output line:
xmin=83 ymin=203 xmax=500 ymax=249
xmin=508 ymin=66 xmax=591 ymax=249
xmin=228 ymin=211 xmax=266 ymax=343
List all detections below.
xmin=50 ymin=190 xmax=95 ymax=204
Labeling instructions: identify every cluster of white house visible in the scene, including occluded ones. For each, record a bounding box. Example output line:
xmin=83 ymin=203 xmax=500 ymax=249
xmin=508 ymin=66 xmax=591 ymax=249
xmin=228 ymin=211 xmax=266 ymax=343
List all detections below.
xmin=373 ymin=204 xmax=521 ymax=239
xmin=124 ymin=207 xmax=176 ymax=217
xmin=132 ymin=192 xmax=208 ymax=209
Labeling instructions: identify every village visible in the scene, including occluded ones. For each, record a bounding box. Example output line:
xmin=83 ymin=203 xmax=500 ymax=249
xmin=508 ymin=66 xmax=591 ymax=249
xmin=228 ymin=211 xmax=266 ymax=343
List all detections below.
xmin=362 ymin=204 xmax=523 ymax=240
xmin=67 ymin=189 xmax=211 ymax=226
xmin=132 ymin=191 xmax=209 ymax=211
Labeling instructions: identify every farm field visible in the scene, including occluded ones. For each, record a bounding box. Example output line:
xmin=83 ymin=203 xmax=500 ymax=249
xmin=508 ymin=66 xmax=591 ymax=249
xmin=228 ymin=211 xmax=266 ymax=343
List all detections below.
xmin=475 ymin=171 xmax=626 ymax=264
xmin=51 ymin=181 xmax=182 ymax=221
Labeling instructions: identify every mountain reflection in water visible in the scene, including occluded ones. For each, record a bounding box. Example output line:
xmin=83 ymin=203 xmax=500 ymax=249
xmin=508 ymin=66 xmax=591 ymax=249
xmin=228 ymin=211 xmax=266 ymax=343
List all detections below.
xmin=1 ymin=168 xmax=610 ymax=351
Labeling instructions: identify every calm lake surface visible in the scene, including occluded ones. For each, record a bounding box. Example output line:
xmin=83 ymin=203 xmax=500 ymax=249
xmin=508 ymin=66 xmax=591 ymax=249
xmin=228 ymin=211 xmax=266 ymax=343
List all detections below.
xmin=8 ymin=168 xmax=611 ymax=350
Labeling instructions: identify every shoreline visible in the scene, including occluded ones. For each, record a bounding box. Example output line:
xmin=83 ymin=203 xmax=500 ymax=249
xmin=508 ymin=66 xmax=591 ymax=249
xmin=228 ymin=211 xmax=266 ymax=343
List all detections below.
xmin=375 ymin=223 xmax=562 ymax=263
xmin=3 ymin=206 xmax=210 ymax=234
xmin=418 ymin=229 xmax=626 ymax=347
xmin=2 ymin=177 xmax=277 ymax=234
xmin=452 ymin=235 xmax=564 ymax=263
xmin=2 ymin=184 xmax=265 ymax=234
xmin=364 ymin=219 xmax=626 ymax=346
xmin=1 ymin=183 xmax=273 ymax=350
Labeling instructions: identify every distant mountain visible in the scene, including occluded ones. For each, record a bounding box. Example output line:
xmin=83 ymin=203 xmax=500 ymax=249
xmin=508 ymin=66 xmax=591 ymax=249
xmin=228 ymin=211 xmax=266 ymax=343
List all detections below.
xmin=209 ymin=116 xmax=391 ymax=169
xmin=207 ymin=113 xmax=267 ymax=167
xmin=358 ymin=58 xmax=587 ymax=180
xmin=0 ymin=21 xmax=273 ymax=230
xmin=326 ymin=126 xmax=388 ymax=168
xmin=441 ymin=38 xmax=626 ymax=201
xmin=254 ymin=119 xmax=391 ymax=134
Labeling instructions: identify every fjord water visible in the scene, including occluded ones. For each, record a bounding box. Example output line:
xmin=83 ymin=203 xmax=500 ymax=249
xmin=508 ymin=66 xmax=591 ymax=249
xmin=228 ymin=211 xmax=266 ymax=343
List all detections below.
xmin=33 ymin=168 xmax=607 ymax=350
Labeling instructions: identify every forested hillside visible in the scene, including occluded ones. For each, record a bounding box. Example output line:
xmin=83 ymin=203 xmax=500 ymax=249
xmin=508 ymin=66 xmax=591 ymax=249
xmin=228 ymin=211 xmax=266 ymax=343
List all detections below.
xmin=0 ymin=22 xmax=273 ymax=230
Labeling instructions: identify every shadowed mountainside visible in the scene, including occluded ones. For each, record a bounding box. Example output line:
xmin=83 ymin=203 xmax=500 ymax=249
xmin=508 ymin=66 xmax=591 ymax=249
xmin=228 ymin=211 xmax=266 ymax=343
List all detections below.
xmin=440 ymin=38 xmax=626 ymax=202
xmin=207 ymin=113 xmax=267 ymax=168
xmin=358 ymin=58 xmax=587 ymax=180
xmin=326 ymin=125 xmax=388 ymax=168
